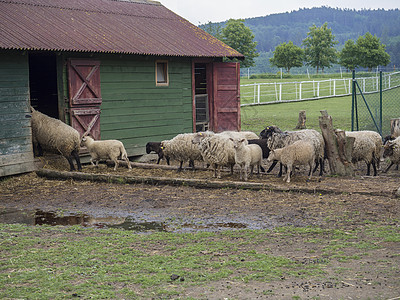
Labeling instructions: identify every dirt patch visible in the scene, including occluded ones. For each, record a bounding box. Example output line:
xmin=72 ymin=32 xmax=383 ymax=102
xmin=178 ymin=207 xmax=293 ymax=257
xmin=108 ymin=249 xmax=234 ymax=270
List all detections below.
xmin=1 ymin=155 xmax=399 ymax=299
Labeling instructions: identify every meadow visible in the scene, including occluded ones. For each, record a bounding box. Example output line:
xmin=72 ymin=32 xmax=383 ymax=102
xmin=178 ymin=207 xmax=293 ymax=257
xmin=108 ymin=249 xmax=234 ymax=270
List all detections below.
xmin=240 ymin=76 xmax=354 ymax=134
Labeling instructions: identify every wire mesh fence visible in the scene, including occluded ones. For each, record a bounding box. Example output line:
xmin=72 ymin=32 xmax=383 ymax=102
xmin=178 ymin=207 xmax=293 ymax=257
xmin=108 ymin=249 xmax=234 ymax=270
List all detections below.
xmin=352 ymin=71 xmax=400 ymax=137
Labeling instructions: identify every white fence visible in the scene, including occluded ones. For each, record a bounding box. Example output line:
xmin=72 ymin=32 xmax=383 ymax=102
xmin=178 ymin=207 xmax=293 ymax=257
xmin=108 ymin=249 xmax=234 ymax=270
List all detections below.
xmin=240 ymin=72 xmax=400 ymax=106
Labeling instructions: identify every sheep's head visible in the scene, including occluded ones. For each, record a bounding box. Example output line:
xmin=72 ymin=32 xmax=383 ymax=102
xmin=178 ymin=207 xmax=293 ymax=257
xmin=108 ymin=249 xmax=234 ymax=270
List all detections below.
xmin=229 ymin=138 xmax=247 ymax=149
xmin=383 ymin=141 xmax=398 ymax=158
xmin=80 ymin=136 xmax=94 ymax=147
xmin=192 ymin=131 xmax=213 ymax=144
xmin=259 ymin=125 xmax=282 ymax=139
xmin=146 ymin=142 xmax=161 ymax=154
xmin=266 ymin=150 xmax=276 ymax=162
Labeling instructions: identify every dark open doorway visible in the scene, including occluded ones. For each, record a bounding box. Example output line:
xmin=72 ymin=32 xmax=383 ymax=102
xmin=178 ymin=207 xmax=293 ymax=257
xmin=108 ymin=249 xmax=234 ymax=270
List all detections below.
xmin=29 ymin=53 xmax=59 ymax=119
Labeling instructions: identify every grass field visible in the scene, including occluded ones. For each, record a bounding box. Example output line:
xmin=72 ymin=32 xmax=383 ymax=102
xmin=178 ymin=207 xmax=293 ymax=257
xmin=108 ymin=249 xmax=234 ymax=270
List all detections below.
xmin=241 ymin=94 xmax=353 ymax=134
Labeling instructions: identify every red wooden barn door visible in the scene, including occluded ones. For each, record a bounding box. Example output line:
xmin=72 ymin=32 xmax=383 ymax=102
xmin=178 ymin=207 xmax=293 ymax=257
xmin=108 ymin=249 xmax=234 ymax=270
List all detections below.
xmin=67 ymin=59 xmax=101 ymax=139
xmin=212 ymin=62 xmax=241 ymax=132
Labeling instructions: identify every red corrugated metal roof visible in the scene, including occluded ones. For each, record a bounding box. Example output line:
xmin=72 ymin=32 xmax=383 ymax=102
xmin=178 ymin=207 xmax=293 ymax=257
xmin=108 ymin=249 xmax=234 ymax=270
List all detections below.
xmin=0 ymin=0 xmax=244 ymax=58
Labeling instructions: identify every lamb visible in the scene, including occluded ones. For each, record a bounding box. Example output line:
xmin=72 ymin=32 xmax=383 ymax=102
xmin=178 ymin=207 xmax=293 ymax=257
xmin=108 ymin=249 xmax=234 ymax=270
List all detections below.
xmin=260 ymin=126 xmax=325 ymax=177
xmin=145 ymin=142 xmax=170 ymax=165
xmin=30 ymin=106 xmax=82 ymax=171
xmin=81 ymin=136 xmax=131 ymax=171
xmin=161 ymin=133 xmax=204 ymax=171
xmin=192 ymin=131 xmax=236 ymax=179
xmin=344 ymin=131 xmax=380 ymax=176
xmin=266 ymin=140 xmax=315 ymax=183
xmin=229 ymin=138 xmax=263 ymax=181
xmin=382 ymin=136 xmax=400 ymax=173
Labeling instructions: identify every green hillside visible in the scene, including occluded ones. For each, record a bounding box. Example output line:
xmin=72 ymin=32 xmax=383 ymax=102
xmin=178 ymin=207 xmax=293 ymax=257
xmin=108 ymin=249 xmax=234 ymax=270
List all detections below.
xmin=200 ymin=7 xmax=400 ymax=73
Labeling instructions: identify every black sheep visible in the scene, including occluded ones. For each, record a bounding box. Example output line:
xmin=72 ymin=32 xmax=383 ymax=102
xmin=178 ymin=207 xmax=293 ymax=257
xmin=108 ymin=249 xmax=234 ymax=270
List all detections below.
xmin=145 ymin=142 xmax=170 ymax=165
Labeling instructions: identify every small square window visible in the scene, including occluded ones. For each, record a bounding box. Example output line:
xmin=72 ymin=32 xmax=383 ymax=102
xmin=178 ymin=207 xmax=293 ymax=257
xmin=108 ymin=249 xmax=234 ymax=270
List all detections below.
xmin=156 ymin=61 xmax=169 ymax=86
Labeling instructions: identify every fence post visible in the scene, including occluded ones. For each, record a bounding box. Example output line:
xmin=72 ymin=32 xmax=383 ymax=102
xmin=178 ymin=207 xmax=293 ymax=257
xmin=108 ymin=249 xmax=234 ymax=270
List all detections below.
xmin=317 ymin=82 xmax=320 ymax=97
xmin=379 ymin=71 xmax=382 ymax=136
xmin=253 ymin=84 xmax=256 ymax=104
xmin=279 ymin=83 xmax=282 ymax=101
xmin=299 ymin=82 xmax=302 ymax=100
xmin=257 ymin=84 xmax=261 ymax=104
xmin=333 ymin=79 xmax=336 ymax=96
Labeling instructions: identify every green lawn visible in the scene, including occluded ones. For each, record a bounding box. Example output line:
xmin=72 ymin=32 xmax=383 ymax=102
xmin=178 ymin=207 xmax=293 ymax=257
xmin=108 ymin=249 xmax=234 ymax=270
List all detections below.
xmin=241 ymin=95 xmax=353 ymax=134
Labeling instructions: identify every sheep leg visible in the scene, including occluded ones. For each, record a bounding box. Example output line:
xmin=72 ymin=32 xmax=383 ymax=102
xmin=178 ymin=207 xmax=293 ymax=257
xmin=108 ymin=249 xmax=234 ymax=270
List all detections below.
xmin=383 ymin=162 xmax=394 ymax=173
xmin=278 ymin=163 xmax=285 ymax=177
xmin=243 ymin=165 xmax=248 ymax=181
xmin=266 ymin=160 xmax=278 ymax=173
xmin=285 ymin=165 xmax=292 ymax=183
xmin=166 ymin=156 xmax=170 ymax=165
xmin=66 ymin=156 xmax=76 ymax=171
xmin=157 ymin=155 xmax=162 ymax=164
xmin=113 ymin=160 xmax=119 ymax=171
xmin=307 ymin=161 xmax=314 ymax=182
xmin=90 ymin=158 xmax=96 ymax=167
xmin=177 ymin=161 xmax=183 ymax=172
xmin=372 ymin=161 xmax=377 ymax=176
xmin=72 ymin=150 xmax=82 ymax=171
xmin=189 ymin=159 xmax=195 ymax=170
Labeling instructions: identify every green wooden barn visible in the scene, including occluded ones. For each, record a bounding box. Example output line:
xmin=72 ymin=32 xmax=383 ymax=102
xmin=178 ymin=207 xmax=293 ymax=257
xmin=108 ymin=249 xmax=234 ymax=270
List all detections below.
xmin=0 ymin=0 xmax=244 ymax=177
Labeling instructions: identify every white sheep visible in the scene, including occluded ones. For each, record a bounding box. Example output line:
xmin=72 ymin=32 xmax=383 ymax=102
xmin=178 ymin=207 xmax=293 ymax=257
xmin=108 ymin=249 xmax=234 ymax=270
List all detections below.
xmin=218 ymin=130 xmax=259 ymax=140
xmin=383 ymin=136 xmax=400 ymax=173
xmin=81 ymin=136 xmax=131 ymax=171
xmin=266 ymin=140 xmax=315 ymax=183
xmin=338 ymin=130 xmax=380 ymax=176
xmin=161 ymin=133 xmax=204 ymax=171
xmin=192 ymin=132 xmax=236 ymax=179
xmin=261 ymin=126 xmax=325 ymax=177
xmin=229 ymin=138 xmax=263 ymax=181
xmin=30 ymin=107 xmax=82 ymax=171
xmin=345 ymin=130 xmax=382 ymax=171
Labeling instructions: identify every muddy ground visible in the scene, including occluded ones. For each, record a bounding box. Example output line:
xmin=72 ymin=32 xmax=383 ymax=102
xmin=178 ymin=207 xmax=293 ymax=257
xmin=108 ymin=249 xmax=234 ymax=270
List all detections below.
xmin=1 ymin=155 xmax=399 ymax=299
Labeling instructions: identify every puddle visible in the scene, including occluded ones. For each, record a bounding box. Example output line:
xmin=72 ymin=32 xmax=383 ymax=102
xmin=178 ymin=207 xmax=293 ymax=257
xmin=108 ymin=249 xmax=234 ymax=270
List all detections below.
xmin=0 ymin=209 xmax=166 ymax=232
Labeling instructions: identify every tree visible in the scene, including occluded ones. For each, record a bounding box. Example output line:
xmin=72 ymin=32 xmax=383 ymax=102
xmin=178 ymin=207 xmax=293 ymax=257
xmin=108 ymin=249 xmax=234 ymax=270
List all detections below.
xmin=202 ymin=21 xmax=223 ymax=40
xmin=339 ymin=39 xmax=359 ymax=70
xmin=222 ymin=19 xmax=259 ymax=68
xmin=356 ymin=32 xmax=390 ymax=71
xmin=302 ymin=23 xmax=338 ymax=73
xmin=269 ymin=41 xmax=304 ymax=73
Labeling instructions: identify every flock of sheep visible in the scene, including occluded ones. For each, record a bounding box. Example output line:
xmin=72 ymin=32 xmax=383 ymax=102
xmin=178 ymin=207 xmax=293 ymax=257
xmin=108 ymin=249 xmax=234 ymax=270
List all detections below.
xmin=148 ymin=126 xmax=400 ymax=182
xmin=30 ymin=107 xmax=400 ymax=183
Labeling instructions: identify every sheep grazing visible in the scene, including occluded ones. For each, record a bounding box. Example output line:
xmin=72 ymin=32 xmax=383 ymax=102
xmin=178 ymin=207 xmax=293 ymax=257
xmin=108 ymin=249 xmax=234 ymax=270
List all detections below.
xmin=230 ymin=138 xmax=263 ymax=181
xmin=145 ymin=142 xmax=170 ymax=165
xmin=81 ymin=136 xmax=131 ymax=171
xmin=267 ymin=140 xmax=316 ymax=183
xmin=192 ymin=131 xmax=236 ymax=179
xmin=30 ymin=106 xmax=82 ymax=171
xmin=383 ymin=136 xmax=400 ymax=173
xmin=344 ymin=131 xmax=381 ymax=176
xmin=161 ymin=133 xmax=204 ymax=171
xmin=260 ymin=126 xmax=325 ymax=177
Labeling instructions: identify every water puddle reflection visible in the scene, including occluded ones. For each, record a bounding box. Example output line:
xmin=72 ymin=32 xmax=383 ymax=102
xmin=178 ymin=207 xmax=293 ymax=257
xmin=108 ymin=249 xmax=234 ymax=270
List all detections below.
xmin=0 ymin=209 xmax=166 ymax=232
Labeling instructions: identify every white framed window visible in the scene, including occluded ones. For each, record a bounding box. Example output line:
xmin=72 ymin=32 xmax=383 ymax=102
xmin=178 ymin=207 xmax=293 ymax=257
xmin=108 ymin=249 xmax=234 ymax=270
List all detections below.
xmin=156 ymin=61 xmax=169 ymax=86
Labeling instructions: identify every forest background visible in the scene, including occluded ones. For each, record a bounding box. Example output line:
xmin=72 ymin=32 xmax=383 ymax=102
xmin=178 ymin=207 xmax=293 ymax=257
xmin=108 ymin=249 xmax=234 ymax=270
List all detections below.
xmin=200 ymin=7 xmax=400 ymax=75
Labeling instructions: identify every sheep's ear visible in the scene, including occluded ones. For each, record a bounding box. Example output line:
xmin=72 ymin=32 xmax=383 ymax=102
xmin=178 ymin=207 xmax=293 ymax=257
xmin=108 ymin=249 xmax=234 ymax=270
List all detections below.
xmin=229 ymin=138 xmax=233 ymax=141
xmin=240 ymin=138 xmax=246 ymax=143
